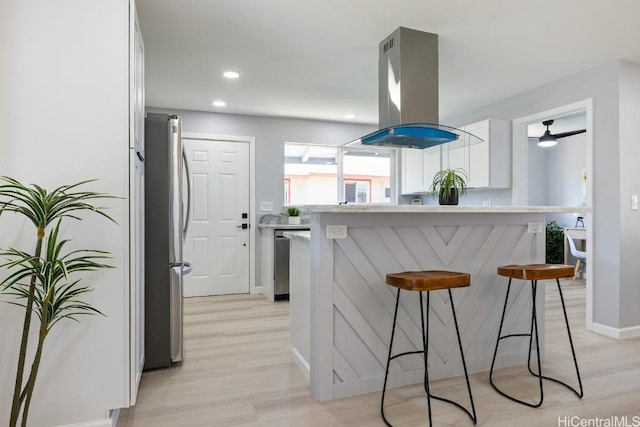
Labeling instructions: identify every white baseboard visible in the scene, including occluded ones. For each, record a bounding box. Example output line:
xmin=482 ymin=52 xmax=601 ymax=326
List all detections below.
xmin=291 ymin=347 xmax=310 ymax=381
xmin=56 ymin=409 xmax=119 ymax=427
xmin=593 ymin=322 xmax=640 ymax=339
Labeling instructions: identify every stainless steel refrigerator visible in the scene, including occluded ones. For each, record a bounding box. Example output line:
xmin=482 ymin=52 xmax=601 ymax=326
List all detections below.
xmin=144 ymin=113 xmax=192 ymax=370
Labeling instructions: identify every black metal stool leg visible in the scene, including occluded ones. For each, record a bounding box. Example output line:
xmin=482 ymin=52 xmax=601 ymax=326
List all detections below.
xmin=448 ymin=288 xmax=477 ymax=424
xmin=491 ymin=278 xmax=543 ymax=407
xmin=381 ymin=288 xmax=477 ymax=426
xmin=422 ymin=290 xmax=477 ymax=424
xmin=556 ymin=278 xmax=584 ymax=398
xmin=490 ymin=278 xmax=513 ymax=387
xmin=527 ymin=280 xmax=544 ymax=407
xmin=381 ymin=288 xmax=401 ymax=427
xmin=527 ymin=279 xmax=583 ymax=398
xmin=491 ymin=276 xmax=584 ymax=407
xmin=527 ymin=279 xmax=584 ymax=398
xmin=420 ymin=292 xmax=434 ymax=426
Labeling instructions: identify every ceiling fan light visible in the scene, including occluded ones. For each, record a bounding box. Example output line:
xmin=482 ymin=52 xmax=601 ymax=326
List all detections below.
xmin=538 ymin=136 xmax=557 ymax=147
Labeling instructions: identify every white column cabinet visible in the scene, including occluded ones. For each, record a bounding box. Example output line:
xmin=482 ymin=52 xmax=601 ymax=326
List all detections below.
xmin=128 ymin=4 xmax=145 ymax=406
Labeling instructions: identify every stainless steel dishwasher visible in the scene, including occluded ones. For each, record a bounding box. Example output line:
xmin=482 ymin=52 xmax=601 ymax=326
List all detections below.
xmin=274 ymin=229 xmax=290 ymax=300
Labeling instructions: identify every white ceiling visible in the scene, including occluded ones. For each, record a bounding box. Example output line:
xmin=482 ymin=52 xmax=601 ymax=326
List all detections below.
xmin=136 ymin=0 xmax=640 ymax=127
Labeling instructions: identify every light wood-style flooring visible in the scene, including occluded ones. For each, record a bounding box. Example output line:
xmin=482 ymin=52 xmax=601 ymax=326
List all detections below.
xmin=118 ymin=280 xmax=640 ymax=426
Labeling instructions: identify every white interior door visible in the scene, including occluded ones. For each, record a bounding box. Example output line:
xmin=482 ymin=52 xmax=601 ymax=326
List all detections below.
xmin=183 ymin=138 xmax=250 ymax=296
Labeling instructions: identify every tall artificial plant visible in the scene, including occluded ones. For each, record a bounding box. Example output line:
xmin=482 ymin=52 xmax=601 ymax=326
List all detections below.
xmin=0 ymin=177 xmax=115 ymax=427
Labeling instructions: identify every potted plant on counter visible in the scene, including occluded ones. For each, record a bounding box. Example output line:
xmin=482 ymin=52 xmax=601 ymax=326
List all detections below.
xmin=428 ymin=168 xmax=468 ymax=205
xmin=287 ymin=206 xmax=301 ymax=224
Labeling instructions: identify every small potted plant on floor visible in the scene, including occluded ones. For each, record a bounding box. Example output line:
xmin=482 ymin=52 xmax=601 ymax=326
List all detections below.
xmin=287 ymin=206 xmax=301 ymax=224
xmin=428 ymin=168 xmax=468 ymax=205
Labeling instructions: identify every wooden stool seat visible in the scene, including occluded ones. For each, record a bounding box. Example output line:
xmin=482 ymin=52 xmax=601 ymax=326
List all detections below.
xmin=386 ymin=270 xmax=470 ymax=292
xmin=497 ymin=264 xmax=575 ymax=281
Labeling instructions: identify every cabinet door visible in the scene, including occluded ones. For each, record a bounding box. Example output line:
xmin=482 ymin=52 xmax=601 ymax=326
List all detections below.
xmin=129 ymin=6 xmax=145 ymax=406
xmin=400 ymin=148 xmax=425 ymax=194
xmin=422 ymin=149 xmax=441 ymax=191
xmin=466 ymin=121 xmax=490 ymax=188
xmin=131 ymin=10 xmax=145 ymax=153
xmin=443 ymin=144 xmax=468 ymax=172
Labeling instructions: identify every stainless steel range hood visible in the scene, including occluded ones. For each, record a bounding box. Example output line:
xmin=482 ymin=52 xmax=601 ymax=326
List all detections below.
xmin=345 ymin=27 xmax=481 ymax=150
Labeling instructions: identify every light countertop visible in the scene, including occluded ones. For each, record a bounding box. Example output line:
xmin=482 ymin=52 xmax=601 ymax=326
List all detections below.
xmin=283 ymin=231 xmax=311 ymax=241
xmin=257 ymin=223 xmax=311 ymax=229
xmin=306 ymin=204 xmax=590 ymax=214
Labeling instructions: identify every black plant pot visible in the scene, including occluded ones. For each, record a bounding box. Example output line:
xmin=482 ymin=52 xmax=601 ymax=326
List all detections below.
xmin=439 ymin=188 xmax=459 ymax=205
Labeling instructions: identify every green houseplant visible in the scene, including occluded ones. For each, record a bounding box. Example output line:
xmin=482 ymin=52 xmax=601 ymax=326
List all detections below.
xmin=428 ymin=168 xmax=468 ymax=205
xmin=0 ymin=177 xmax=115 ymax=427
xmin=545 ymin=220 xmax=564 ymax=264
xmin=287 ymin=206 xmax=301 ymax=224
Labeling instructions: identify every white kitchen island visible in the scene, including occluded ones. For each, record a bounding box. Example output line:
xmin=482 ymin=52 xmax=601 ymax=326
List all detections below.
xmin=304 ymin=204 xmax=588 ymax=402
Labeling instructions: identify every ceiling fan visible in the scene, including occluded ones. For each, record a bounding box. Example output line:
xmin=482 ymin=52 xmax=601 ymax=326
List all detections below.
xmin=537 ymin=119 xmax=586 ymax=147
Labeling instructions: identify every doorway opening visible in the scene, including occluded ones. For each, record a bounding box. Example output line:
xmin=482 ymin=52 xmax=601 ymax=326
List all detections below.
xmin=512 ymin=99 xmax=594 ymax=330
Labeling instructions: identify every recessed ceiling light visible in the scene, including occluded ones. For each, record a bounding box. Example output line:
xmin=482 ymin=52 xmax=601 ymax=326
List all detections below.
xmin=223 ymin=71 xmax=239 ymax=79
xmin=212 ymin=100 xmax=226 ymax=107
xmin=344 ymin=114 xmax=356 ymax=119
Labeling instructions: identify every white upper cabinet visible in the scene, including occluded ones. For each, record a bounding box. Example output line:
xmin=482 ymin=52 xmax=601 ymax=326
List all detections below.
xmin=400 ymin=148 xmax=441 ymax=194
xmin=442 ymin=119 xmax=511 ymax=189
xmin=399 ymin=119 xmax=511 ymax=194
xmin=131 ymin=10 xmax=145 ymax=154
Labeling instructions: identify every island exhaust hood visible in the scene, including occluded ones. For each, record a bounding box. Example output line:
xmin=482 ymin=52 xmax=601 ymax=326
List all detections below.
xmin=345 ymin=27 xmax=481 ymax=150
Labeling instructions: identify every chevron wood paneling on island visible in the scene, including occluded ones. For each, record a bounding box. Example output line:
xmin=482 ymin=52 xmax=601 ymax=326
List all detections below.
xmin=308 ymin=207 xmax=585 ymax=402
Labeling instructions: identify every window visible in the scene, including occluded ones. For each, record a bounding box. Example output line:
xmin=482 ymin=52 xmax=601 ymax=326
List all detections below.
xmin=342 ymin=149 xmax=392 ymax=204
xmin=344 ymin=180 xmax=370 ymax=203
xmin=284 ymin=143 xmax=395 ymax=205
xmin=284 ymin=143 xmax=338 ymax=205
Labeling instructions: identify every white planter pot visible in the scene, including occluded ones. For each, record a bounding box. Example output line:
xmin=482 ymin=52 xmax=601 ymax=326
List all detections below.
xmin=289 ymin=216 xmax=301 ymax=225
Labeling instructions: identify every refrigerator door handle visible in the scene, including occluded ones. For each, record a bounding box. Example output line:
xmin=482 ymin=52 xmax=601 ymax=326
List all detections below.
xmin=169 ymin=116 xmax=182 ymax=265
xmin=182 ymin=262 xmax=192 ymax=275
xmin=169 ymin=261 xmax=192 ymax=275
xmin=182 ymin=149 xmax=191 ymax=240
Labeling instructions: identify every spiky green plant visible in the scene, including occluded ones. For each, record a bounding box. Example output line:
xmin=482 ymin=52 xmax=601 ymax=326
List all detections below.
xmin=0 ymin=176 xmax=115 ymax=427
xmin=428 ymin=168 xmax=468 ymax=204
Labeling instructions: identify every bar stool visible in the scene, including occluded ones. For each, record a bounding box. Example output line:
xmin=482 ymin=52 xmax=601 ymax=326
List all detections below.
xmin=490 ymin=264 xmax=584 ymax=408
xmin=381 ymin=271 xmax=477 ymax=427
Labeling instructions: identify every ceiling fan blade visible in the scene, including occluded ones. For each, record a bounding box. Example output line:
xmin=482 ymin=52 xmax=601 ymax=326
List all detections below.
xmin=555 ymin=129 xmax=586 ymax=139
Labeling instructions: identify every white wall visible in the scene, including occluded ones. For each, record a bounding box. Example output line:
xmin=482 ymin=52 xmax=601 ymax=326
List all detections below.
xmin=444 ymin=60 xmax=640 ymax=331
xmin=617 ymin=61 xmax=640 ymax=328
xmin=1 ymin=1 xmax=130 ymax=425
xmin=527 ymin=138 xmax=548 ymax=206
xmin=545 ymin=132 xmax=587 ymax=227
xmin=546 ymin=133 xmax=586 ymax=208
